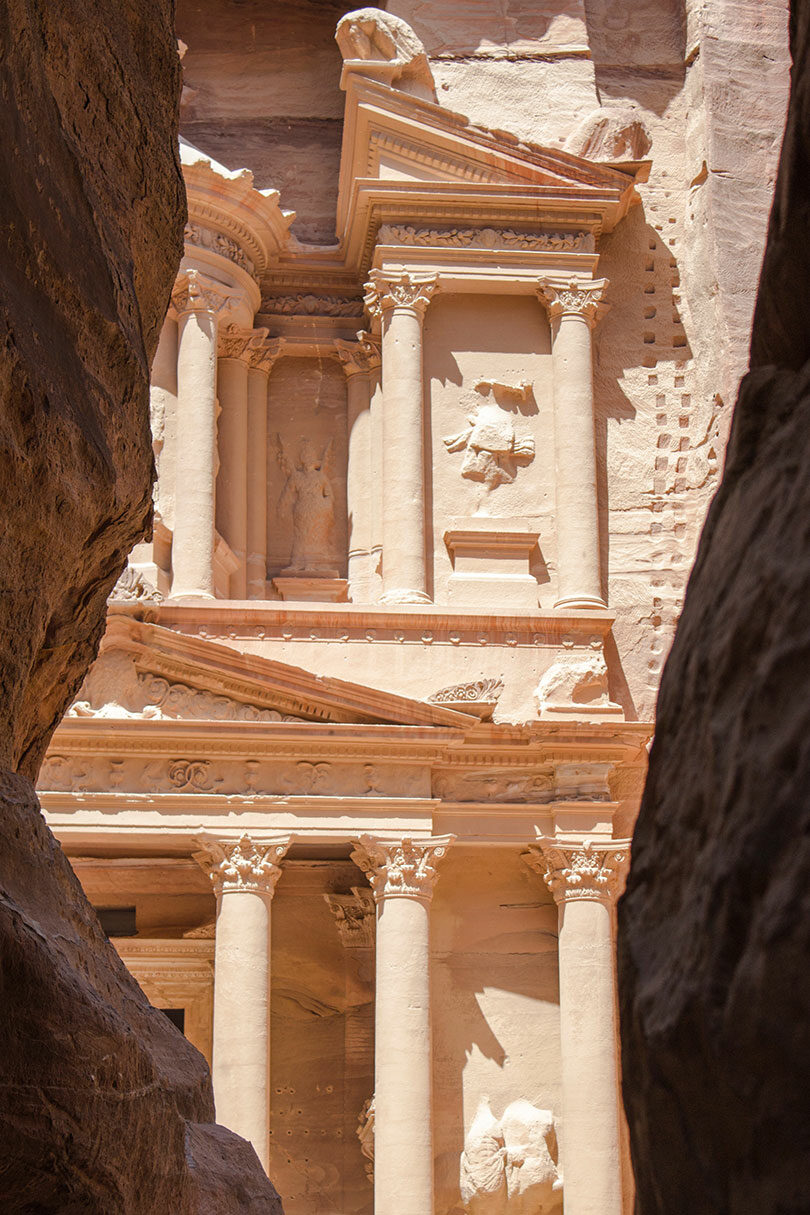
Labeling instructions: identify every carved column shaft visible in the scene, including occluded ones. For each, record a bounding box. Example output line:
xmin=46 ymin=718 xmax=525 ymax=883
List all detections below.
xmin=171 ymin=272 xmax=234 ymax=599
xmin=216 ymin=333 xmax=250 ymax=599
xmin=365 ymin=271 xmax=436 ymax=605
xmin=195 ymin=833 xmax=291 ymax=1172
xmin=524 ymin=839 xmax=629 ymax=1215
xmin=538 ymin=279 xmax=609 ymax=610
xmin=336 ymin=332 xmax=381 ymax=599
xmin=246 ymin=337 xmax=280 ymax=600
xmin=351 ymin=835 xmax=453 ymax=1215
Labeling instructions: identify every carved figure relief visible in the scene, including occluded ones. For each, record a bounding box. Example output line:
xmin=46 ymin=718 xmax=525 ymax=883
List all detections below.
xmin=444 ymin=381 xmax=536 ymax=512
xmin=433 ymin=770 xmax=554 ymax=804
xmin=276 ymin=435 xmax=338 ymax=574
xmin=335 ymin=7 xmax=436 ymax=99
xmin=108 ymin=566 xmax=163 ymax=605
xmin=377 ymin=225 xmax=592 ymax=253
xmin=534 ymin=649 xmax=621 ymax=715
xmin=460 ymin=1099 xmax=563 ymax=1215
xmin=357 ymin=1097 xmax=375 ymax=1182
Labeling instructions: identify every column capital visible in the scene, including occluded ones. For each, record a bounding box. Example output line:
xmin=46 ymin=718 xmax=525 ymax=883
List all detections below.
xmin=523 ymin=837 xmax=630 ymax=904
xmin=334 ymin=330 xmax=381 ymax=377
xmin=171 ymin=268 xmax=242 ymax=320
xmin=536 ymin=278 xmax=610 ymax=328
xmin=351 ymin=834 xmax=454 ymax=902
xmin=247 ymin=334 xmax=284 ymax=375
xmin=364 ymin=270 xmax=437 ymax=321
xmin=194 ymin=832 xmax=291 ymax=897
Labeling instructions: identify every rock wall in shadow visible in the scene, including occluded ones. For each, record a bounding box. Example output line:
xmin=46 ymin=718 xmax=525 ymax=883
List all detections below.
xmin=0 ymin=1 xmax=282 ymax=1209
xmin=618 ymin=2 xmax=810 ymax=1210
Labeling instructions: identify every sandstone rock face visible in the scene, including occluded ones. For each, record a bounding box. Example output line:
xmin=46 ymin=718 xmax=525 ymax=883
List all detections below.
xmin=618 ymin=4 xmax=810 ymax=1210
xmin=0 ymin=1 xmax=282 ymax=1209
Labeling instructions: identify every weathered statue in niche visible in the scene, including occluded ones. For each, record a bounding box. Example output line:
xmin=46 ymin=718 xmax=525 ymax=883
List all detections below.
xmin=444 ymin=380 xmax=536 ymax=514
xmin=276 ymin=435 xmax=337 ymax=574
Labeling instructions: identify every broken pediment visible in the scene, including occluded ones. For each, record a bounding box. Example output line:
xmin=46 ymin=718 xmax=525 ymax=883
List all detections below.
xmin=66 ymin=616 xmax=474 ymax=728
xmin=336 ymin=73 xmax=643 ymax=241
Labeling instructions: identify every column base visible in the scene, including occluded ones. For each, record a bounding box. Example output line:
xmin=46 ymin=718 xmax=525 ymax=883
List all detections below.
xmin=554 ymin=594 xmax=608 ymax=610
xmin=380 ymin=588 xmax=432 ymax=605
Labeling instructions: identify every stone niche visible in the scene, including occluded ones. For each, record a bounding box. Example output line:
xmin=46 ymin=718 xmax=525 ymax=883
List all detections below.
xmin=266 ymin=355 xmax=350 ymax=599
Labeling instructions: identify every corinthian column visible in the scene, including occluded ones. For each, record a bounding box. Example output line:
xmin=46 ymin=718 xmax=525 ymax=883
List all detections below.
xmin=335 ymin=331 xmax=381 ymax=600
xmin=351 ymin=835 xmax=453 ymax=1215
xmin=364 ymin=271 xmax=437 ymax=604
xmin=537 ymin=279 xmax=609 ymax=610
xmin=194 ymin=833 xmax=291 ymax=1171
xmin=170 ymin=271 xmax=236 ymax=599
xmin=524 ymin=839 xmax=630 ymax=1215
xmin=245 ymin=336 xmax=282 ymax=600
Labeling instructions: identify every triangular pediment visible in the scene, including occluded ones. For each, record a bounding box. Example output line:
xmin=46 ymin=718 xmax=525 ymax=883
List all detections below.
xmin=337 ymin=76 xmax=640 ymax=235
xmin=66 ymin=617 xmax=473 ymax=729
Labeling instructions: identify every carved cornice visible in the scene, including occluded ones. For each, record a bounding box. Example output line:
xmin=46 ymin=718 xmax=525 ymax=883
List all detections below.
xmin=184 ymin=221 xmax=255 ymax=276
xmin=378 ymin=224 xmax=592 ymax=253
xmin=523 ymin=838 xmax=630 ymax=903
xmin=324 ymin=887 xmax=376 ymax=948
xmin=536 ymin=278 xmax=610 ymax=328
xmin=171 ymin=269 xmax=240 ymax=319
xmin=363 ymin=270 xmax=437 ymax=319
xmin=194 ymin=832 xmax=291 ymax=897
xmin=334 ymin=330 xmax=382 ymax=377
xmin=350 ymin=834 xmax=454 ymax=901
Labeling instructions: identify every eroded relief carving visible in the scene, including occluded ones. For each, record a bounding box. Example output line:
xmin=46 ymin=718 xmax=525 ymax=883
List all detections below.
xmin=534 ymin=649 xmax=619 ymax=714
xmin=109 ymin=566 xmax=163 ymax=605
xmin=276 ymin=435 xmax=338 ymax=574
xmin=336 ymin=7 xmax=436 ymax=100
xmin=433 ymin=770 xmax=554 ymax=804
xmin=261 ymin=294 xmax=364 ymax=317
xmin=357 ymin=1097 xmax=375 ymax=1182
xmin=39 ymin=752 xmax=426 ymax=799
xmin=324 ymin=888 xmax=376 ymax=949
xmin=460 ymin=1099 xmax=563 ymax=1215
xmin=67 ymin=649 xmax=306 ymax=723
xmin=377 ymin=225 xmax=592 ymax=252
xmin=444 ymin=381 xmax=535 ymax=509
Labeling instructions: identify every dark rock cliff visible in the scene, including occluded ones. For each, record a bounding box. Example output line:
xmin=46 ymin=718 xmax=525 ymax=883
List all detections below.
xmin=0 ymin=1 xmax=281 ymax=1209
xmin=618 ymin=3 xmax=810 ymax=1211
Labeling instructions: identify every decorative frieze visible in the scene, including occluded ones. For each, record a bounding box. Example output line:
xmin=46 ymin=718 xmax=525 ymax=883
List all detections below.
xmin=260 ymin=294 xmax=365 ymax=317
xmin=194 ymin=832 xmax=291 ymax=897
xmin=523 ymin=839 xmax=630 ymax=904
xmin=351 ymin=835 xmax=453 ymax=901
xmin=378 ymin=224 xmax=592 ymax=252
xmin=363 ymin=269 xmax=437 ymax=319
xmin=184 ymin=221 xmax=254 ymax=276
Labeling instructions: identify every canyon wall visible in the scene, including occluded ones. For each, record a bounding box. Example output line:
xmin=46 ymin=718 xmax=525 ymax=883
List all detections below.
xmin=0 ymin=1 xmax=281 ymax=1208
xmin=618 ymin=2 xmax=810 ymax=1209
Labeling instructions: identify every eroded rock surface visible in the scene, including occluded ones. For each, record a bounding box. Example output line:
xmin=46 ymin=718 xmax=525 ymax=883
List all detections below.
xmin=618 ymin=4 xmax=810 ymax=1210
xmin=0 ymin=0 xmax=282 ymax=1209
